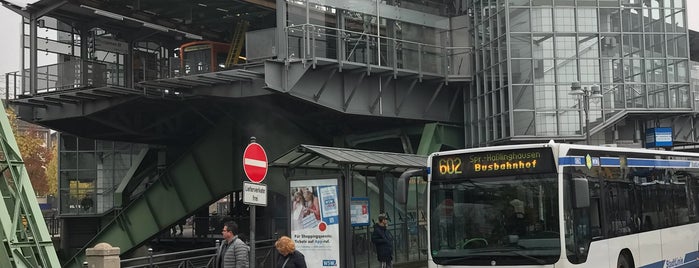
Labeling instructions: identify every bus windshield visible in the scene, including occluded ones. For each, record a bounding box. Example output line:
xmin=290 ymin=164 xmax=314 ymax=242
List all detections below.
xmin=429 ymin=173 xmax=560 ymax=265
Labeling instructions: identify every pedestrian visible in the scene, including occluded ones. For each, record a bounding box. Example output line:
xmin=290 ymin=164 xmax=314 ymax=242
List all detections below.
xmin=274 ymin=236 xmax=307 ymax=268
xmin=371 ymin=213 xmax=393 ymax=268
xmin=215 ymin=221 xmax=250 ymax=268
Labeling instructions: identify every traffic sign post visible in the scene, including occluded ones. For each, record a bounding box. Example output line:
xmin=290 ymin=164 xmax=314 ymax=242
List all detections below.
xmin=243 ymin=137 xmax=268 ymax=268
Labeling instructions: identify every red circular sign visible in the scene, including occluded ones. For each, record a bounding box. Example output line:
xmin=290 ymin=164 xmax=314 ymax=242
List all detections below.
xmin=242 ymin=143 xmax=268 ymax=183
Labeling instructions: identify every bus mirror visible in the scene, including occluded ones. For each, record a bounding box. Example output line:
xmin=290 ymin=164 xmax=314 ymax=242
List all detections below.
xmin=573 ymin=178 xmax=590 ymax=208
xmin=396 ymin=169 xmax=426 ymax=205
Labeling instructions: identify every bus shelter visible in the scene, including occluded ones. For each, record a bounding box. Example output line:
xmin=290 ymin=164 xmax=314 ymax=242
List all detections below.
xmin=271 ymin=144 xmax=428 ymax=268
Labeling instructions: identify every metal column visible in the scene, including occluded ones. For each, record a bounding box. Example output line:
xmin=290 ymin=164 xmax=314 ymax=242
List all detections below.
xmin=0 ymin=100 xmax=61 ymax=268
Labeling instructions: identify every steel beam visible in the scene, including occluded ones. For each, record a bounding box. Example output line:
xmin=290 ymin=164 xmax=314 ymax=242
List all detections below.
xmin=0 ymin=100 xmax=61 ymax=268
xmin=343 ymin=72 xmax=366 ymax=110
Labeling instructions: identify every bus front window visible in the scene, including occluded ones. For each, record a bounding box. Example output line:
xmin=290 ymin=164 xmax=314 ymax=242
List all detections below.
xmin=430 ymin=174 xmax=560 ymax=265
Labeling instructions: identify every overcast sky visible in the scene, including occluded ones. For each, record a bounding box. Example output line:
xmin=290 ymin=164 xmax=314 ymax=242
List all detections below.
xmin=0 ymin=0 xmax=697 ymax=75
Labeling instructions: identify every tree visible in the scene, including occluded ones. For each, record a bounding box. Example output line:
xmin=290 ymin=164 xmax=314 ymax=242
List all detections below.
xmin=6 ymin=108 xmax=52 ymax=196
xmin=46 ymin=143 xmax=58 ymax=196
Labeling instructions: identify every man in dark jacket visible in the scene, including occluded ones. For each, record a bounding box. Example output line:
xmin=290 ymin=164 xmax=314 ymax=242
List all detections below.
xmin=371 ymin=213 xmax=393 ymax=268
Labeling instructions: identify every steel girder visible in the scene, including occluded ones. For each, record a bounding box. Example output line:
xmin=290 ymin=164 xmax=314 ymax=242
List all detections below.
xmin=264 ymin=60 xmax=465 ymax=124
xmin=0 ymin=101 xmax=61 ymax=268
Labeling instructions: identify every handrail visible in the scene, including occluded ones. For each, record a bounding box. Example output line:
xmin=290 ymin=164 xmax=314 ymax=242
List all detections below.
xmin=286 ymin=23 xmax=472 ymax=78
xmin=287 ymin=24 xmax=472 ymax=52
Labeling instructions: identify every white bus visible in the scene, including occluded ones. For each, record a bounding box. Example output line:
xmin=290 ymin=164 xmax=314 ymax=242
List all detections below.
xmin=421 ymin=141 xmax=699 ymax=267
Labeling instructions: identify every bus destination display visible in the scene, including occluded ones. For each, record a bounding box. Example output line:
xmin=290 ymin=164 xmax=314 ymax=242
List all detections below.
xmin=432 ymin=148 xmax=555 ymax=180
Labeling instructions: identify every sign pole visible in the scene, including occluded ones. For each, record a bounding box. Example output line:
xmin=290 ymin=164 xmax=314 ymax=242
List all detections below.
xmin=249 ymin=137 xmax=256 ymax=268
xmin=250 ymin=203 xmax=255 ymax=268
xmin=242 ymin=136 xmax=269 ymax=268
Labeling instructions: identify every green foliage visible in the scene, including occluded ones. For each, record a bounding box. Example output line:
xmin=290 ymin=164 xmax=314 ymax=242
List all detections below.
xmin=6 ymin=108 xmax=53 ymax=196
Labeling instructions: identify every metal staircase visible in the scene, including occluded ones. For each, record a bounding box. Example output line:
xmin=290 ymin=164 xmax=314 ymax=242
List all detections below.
xmin=225 ymin=20 xmax=250 ymax=67
xmin=0 ymin=101 xmax=61 ymax=268
xmin=63 ymin=120 xmax=240 ymax=268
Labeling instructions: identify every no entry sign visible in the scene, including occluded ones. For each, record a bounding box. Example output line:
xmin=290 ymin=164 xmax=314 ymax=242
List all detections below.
xmin=243 ymin=142 xmax=268 ymax=183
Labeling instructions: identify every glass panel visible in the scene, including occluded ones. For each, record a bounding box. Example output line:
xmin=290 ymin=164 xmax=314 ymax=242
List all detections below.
xmin=644 ymin=8 xmax=665 ymax=32
xmin=511 ymin=59 xmax=533 ymax=84
xmin=622 ymin=8 xmax=643 ymax=32
xmin=645 ymin=59 xmax=666 ymax=83
xmin=532 ymin=0 xmax=552 ymax=5
xmin=511 ymin=8 xmax=531 ymax=32
xmin=510 ymin=0 xmax=530 ymax=5
xmin=672 ymin=85 xmax=690 ymax=108
xmin=535 ymin=85 xmax=558 ymax=135
xmin=554 ymin=8 xmax=575 ymax=32
xmin=510 ymin=34 xmax=532 ymax=58
xmin=577 ymin=0 xmax=597 ymax=6
xmin=645 ymin=34 xmax=665 ymax=57
xmin=578 ymin=35 xmax=599 ymax=58
xmin=78 ymin=137 xmax=95 ymax=151
xmin=555 ymin=36 xmax=576 ymax=59
xmin=61 ymin=134 xmax=77 ymax=151
xmin=599 ymin=8 xmax=621 ymax=32
xmin=647 ymin=84 xmax=668 ymax=108
xmin=625 ymin=84 xmax=646 ymax=108
xmin=599 ymin=0 xmax=620 ymax=7
xmin=577 ymin=8 xmax=598 ymax=32
xmin=533 ymin=34 xmax=554 ymax=59
xmin=555 ymin=58 xmax=578 ymax=84
xmin=622 ymin=34 xmax=643 ymax=58
xmin=624 ymin=59 xmax=644 ymax=82
xmin=667 ymin=59 xmax=687 ymax=83
xmin=513 ymin=85 xmax=534 ymax=109
xmin=556 ymin=0 xmax=575 ymax=6
xmin=60 ymin=152 xmax=77 ymax=169
xmin=673 ymin=0 xmax=683 ymax=8
xmin=600 ymin=35 xmax=621 ymax=57
xmin=579 ymin=59 xmax=601 ymax=84
xmin=513 ymin=111 xmax=535 ymax=135
xmin=531 ymin=8 xmax=553 ymax=32
xmin=600 ymin=58 xmax=623 ymax=84
xmin=534 ymin=59 xmax=556 ymax=84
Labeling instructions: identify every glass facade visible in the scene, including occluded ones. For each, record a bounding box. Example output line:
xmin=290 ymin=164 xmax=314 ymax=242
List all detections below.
xmin=468 ymin=0 xmax=690 ymax=146
xmin=58 ymin=134 xmax=146 ymax=215
xmin=285 ymin=0 xmax=470 ymax=77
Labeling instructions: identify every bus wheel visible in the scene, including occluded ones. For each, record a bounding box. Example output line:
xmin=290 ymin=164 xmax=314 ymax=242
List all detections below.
xmin=617 ymin=253 xmax=633 ymax=268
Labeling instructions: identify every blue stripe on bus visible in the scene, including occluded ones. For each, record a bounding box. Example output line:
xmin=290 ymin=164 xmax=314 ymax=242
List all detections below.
xmin=639 ymin=260 xmax=665 ymax=268
xmin=559 ymin=157 xmax=699 ymax=169
xmin=625 ymin=158 xmax=692 ymax=168
xmin=638 ymin=251 xmax=699 ymax=268
xmin=558 ymin=156 xmax=585 ymax=166
xmin=599 ymin=157 xmax=620 ymax=166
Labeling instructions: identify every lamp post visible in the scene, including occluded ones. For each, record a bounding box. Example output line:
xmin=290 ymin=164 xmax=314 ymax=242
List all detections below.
xmin=570 ymin=81 xmax=602 ymax=145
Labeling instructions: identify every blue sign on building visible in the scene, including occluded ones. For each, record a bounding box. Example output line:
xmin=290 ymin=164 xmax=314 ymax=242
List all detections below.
xmin=645 ymin=127 xmax=673 ymax=148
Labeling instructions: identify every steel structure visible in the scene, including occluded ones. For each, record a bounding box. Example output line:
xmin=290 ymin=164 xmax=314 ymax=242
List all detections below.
xmin=0 ymin=100 xmax=61 ymax=268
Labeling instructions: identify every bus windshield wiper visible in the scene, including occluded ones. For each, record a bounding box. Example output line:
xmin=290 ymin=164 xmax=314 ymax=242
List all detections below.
xmin=438 ymin=249 xmax=546 ymax=265
xmin=439 ymin=255 xmax=478 ymax=264
xmin=501 ymin=249 xmax=546 ymax=265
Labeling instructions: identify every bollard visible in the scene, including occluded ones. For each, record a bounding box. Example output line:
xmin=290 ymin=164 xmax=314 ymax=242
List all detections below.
xmin=85 ymin=243 xmax=120 ymax=268
xmin=148 ymin=248 xmax=153 ymax=267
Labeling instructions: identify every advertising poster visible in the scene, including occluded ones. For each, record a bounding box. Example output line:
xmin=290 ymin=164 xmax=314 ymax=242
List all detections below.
xmin=350 ymin=197 xmax=370 ymax=226
xmin=290 ymin=179 xmax=341 ymax=267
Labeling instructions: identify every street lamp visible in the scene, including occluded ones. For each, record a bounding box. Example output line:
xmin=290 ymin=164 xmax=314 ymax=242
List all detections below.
xmin=570 ymin=81 xmax=603 ymax=145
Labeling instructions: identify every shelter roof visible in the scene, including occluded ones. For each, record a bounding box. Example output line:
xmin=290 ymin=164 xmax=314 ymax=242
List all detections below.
xmin=271 ymin=144 xmax=427 ymax=173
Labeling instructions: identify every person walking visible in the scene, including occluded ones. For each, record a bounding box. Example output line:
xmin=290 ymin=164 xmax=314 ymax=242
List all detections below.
xmin=274 ymin=236 xmax=307 ymax=268
xmin=215 ymin=221 xmax=250 ymax=268
xmin=372 ymin=213 xmax=393 ymax=268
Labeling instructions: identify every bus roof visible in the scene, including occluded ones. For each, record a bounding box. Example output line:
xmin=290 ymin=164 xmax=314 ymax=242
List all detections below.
xmin=429 ymin=141 xmax=699 ymax=159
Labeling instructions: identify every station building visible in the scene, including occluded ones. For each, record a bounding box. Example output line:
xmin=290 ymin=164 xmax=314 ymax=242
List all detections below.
xmin=1 ymin=0 xmax=695 ymax=267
